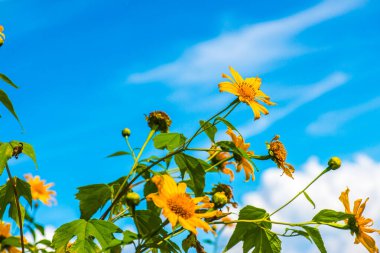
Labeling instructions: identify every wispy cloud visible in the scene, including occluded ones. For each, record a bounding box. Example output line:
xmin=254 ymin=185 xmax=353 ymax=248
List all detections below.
xmin=127 ymin=0 xmax=363 ymax=86
xmin=306 ymin=97 xmax=380 ymax=136
xmin=239 ymin=72 xmax=348 ymax=137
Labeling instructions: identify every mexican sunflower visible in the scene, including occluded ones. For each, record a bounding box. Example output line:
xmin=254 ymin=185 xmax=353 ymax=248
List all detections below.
xmin=0 ymin=222 xmax=21 ymax=253
xmin=339 ymin=188 xmax=380 ymax=253
xmin=24 ymin=174 xmax=56 ymax=206
xmin=226 ymin=128 xmax=255 ymax=181
xmin=267 ymin=135 xmax=295 ymax=179
xmin=218 ymin=66 xmax=275 ymax=120
xmin=147 ymin=175 xmax=221 ymax=235
xmin=208 ymin=146 xmax=235 ymax=181
xmin=0 ymin=25 xmax=4 ymax=46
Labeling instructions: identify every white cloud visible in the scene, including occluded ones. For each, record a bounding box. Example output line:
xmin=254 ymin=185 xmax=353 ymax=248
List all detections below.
xmin=239 ymin=72 xmax=348 ymax=137
xmin=222 ymin=154 xmax=380 ymax=253
xmin=306 ymin=97 xmax=380 ymax=136
xmin=127 ymin=0 xmax=363 ymax=86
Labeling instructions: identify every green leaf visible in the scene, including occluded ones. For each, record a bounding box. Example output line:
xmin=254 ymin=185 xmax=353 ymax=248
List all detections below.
xmin=199 ymin=120 xmax=217 ymax=143
xmin=302 ymin=226 xmax=327 ymax=253
xmin=284 ymin=228 xmax=311 ymax=242
xmin=9 ymin=141 xmax=38 ymax=168
xmin=174 ymin=153 xmax=206 ymax=196
xmin=0 ymin=89 xmax=20 ymax=123
xmin=215 ymin=117 xmax=242 ymax=136
xmin=224 ymin=205 xmax=281 ymax=253
xmin=75 ymin=184 xmax=112 ymax=220
xmin=0 ymin=143 xmax=13 ymax=175
xmin=0 ymin=177 xmax=32 ymax=226
xmin=144 ymin=180 xmax=160 ymax=216
xmin=122 ymin=230 xmax=138 ymax=244
xmin=134 ymin=210 xmax=162 ymax=237
xmin=52 ymin=219 xmax=121 ymax=253
xmin=153 ymin=133 xmax=186 ymax=151
xmin=106 ymin=151 xmax=130 ymax=158
xmin=0 ymin=73 xmax=18 ymax=88
xmin=312 ymin=209 xmax=352 ymax=223
xmin=303 ymin=191 xmax=316 ymax=209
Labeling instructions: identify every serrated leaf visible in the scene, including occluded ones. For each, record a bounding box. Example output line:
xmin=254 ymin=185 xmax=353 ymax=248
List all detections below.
xmin=251 ymin=230 xmax=281 ymax=253
xmin=302 ymin=226 xmax=327 ymax=253
xmin=312 ymin=209 xmax=352 ymax=223
xmin=303 ymin=191 xmax=316 ymax=209
xmin=174 ymin=153 xmax=206 ymax=196
xmin=0 ymin=177 xmax=32 ymax=226
xmin=0 ymin=89 xmax=20 ymax=123
xmin=0 ymin=73 xmax=18 ymax=88
xmin=75 ymin=184 xmax=112 ymax=220
xmin=0 ymin=143 xmax=13 ymax=175
xmin=52 ymin=219 xmax=121 ymax=253
xmin=106 ymin=151 xmax=130 ymax=158
xmin=153 ymin=133 xmax=186 ymax=151
xmin=199 ymin=120 xmax=217 ymax=143
xmin=9 ymin=141 xmax=38 ymax=168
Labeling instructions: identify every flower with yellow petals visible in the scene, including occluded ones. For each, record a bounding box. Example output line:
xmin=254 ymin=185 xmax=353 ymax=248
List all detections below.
xmin=208 ymin=146 xmax=235 ymax=181
xmin=226 ymin=128 xmax=255 ymax=181
xmin=218 ymin=66 xmax=275 ymax=120
xmin=147 ymin=175 xmax=221 ymax=235
xmin=0 ymin=222 xmax=21 ymax=253
xmin=339 ymin=188 xmax=380 ymax=253
xmin=267 ymin=135 xmax=295 ymax=179
xmin=24 ymin=174 xmax=56 ymax=206
xmin=0 ymin=25 xmax=5 ymax=47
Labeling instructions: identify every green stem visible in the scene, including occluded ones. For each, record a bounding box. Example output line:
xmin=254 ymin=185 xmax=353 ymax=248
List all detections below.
xmin=5 ymin=163 xmax=25 ymax=253
xmin=270 ymin=167 xmax=330 ymax=217
xmin=102 ymin=129 xmax=156 ymax=220
xmin=125 ymin=136 xmax=136 ymax=160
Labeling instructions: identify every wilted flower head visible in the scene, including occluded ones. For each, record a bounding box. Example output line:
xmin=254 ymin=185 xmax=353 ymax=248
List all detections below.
xmin=24 ymin=174 xmax=56 ymax=206
xmin=267 ymin=135 xmax=295 ymax=179
xmin=218 ymin=66 xmax=275 ymax=120
xmin=0 ymin=25 xmax=5 ymax=47
xmin=146 ymin=111 xmax=172 ymax=133
xmin=340 ymin=188 xmax=380 ymax=253
xmin=211 ymin=183 xmax=237 ymax=209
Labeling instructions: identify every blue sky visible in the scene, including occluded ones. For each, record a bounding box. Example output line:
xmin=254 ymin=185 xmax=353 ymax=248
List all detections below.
xmin=1 ymin=0 xmax=380 ymax=252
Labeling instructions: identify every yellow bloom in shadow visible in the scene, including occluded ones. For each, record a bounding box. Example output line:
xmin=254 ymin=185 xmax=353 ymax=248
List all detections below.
xmin=268 ymin=135 xmax=295 ymax=179
xmin=24 ymin=174 xmax=56 ymax=206
xmin=226 ymin=128 xmax=255 ymax=181
xmin=0 ymin=222 xmax=21 ymax=253
xmin=0 ymin=25 xmax=5 ymax=46
xmin=147 ymin=175 xmax=221 ymax=235
xmin=218 ymin=66 xmax=275 ymax=120
xmin=208 ymin=146 xmax=235 ymax=181
xmin=339 ymin=188 xmax=380 ymax=253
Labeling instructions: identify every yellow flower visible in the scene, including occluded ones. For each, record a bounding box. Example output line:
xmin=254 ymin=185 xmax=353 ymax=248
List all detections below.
xmin=208 ymin=146 xmax=235 ymax=181
xmin=267 ymin=135 xmax=295 ymax=179
xmin=0 ymin=222 xmax=21 ymax=253
xmin=24 ymin=174 xmax=56 ymax=206
xmin=0 ymin=25 xmax=5 ymax=46
xmin=218 ymin=66 xmax=275 ymax=120
xmin=226 ymin=128 xmax=255 ymax=181
xmin=339 ymin=188 xmax=380 ymax=253
xmin=147 ymin=175 xmax=221 ymax=235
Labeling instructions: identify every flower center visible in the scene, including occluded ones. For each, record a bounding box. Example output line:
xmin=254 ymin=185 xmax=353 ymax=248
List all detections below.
xmin=167 ymin=194 xmax=195 ymax=219
xmin=237 ymin=82 xmax=256 ymax=103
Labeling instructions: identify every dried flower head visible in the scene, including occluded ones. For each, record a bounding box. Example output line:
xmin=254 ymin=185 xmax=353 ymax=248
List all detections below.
xmin=146 ymin=111 xmax=172 ymax=133
xmin=267 ymin=135 xmax=295 ymax=179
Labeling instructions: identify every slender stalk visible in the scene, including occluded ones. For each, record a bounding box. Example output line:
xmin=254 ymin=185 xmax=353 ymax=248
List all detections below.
xmin=270 ymin=167 xmax=330 ymax=217
xmin=125 ymin=136 xmax=136 ymax=160
xmin=102 ymin=129 xmax=156 ymax=220
xmin=5 ymin=164 xmax=25 ymax=253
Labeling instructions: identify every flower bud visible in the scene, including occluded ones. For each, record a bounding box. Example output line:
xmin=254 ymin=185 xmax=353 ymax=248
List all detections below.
xmin=328 ymin=157 xmax=341 ymax=170
xmin=121 ymin=128 xmax=131 ymax=137
xmin=212 ymin=192 xmax=228 ymax=208
xmin=146 ymin=111 xmax=172 ymax=133
xmin=126 ymin=192 xmax=140 ymax=206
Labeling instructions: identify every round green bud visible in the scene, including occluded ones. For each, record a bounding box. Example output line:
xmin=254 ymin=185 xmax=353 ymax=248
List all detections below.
xmin=328 ymin=157 xmax=341 ymax=170
xmin=121 ymin=128 xmax=131 ymax=137
xmin=126 ymin=192 xmax=140 ymax=205
xmin=212 ymin=192 xmax=228 ymax=208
